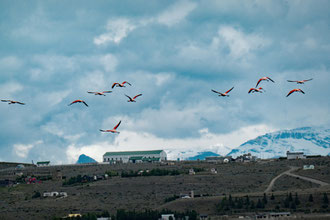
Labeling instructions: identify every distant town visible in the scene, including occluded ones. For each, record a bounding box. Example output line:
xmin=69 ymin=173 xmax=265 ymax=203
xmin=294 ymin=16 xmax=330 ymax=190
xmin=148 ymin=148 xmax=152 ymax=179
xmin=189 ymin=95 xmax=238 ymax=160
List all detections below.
xmin=1 ymin=149 xmax=329 ymax=219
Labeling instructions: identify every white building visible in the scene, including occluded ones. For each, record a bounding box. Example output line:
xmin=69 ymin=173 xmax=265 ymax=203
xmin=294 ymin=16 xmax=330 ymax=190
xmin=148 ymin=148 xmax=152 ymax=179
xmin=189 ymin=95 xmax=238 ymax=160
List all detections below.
xmin=303 ymin=165 xmax=315 ymax=170
xmin=161 ymin=214 xmax=175 ymax=220
xmin=103 ymin=150 xmax=167 ymax=163
xmin=287 ymin=151 xmax=306 ymax=160
xmin=37 ymin=161 xmax=50 ymax=167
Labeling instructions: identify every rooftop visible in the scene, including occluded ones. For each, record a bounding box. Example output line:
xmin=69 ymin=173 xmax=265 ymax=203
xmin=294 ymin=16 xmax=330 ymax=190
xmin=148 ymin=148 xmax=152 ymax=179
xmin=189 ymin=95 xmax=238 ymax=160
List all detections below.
xmin=36 ymin=161 xmax=50 ymax=164
xmin=104 ymin=150 xmax=164 ymax=157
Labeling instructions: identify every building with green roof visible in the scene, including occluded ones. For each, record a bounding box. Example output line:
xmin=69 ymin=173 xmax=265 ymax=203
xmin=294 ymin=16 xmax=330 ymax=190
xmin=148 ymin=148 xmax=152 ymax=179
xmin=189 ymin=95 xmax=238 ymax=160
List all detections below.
xmin=103 ymin=150 xmax=167 ymax=163
xmin=36 ymin=161 xmax=50 ymax=167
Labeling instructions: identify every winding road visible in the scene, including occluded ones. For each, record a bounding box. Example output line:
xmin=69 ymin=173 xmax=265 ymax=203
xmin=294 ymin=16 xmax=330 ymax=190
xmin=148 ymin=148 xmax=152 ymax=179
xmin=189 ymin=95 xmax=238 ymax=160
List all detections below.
xmin=264 ymin=166 xmax=329 ymax=193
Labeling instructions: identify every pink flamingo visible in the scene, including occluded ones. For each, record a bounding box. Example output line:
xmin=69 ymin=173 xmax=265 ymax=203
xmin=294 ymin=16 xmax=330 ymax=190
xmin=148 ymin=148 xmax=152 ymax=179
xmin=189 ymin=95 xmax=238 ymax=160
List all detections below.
xmin=125 ymin=94 xmax=142 ymax=102
xmin=286 ymin=89 xmax=305 ymax=97
xmin=211 ymin=87 xmax=234 ymax=97
xmin=287 ymin=78 xmax=313 ymax=84
xmin=1 ymin=100 xmax=25 ymax=105
xmin=112 ymin=81 xmax=131 ymax=89
xmin=87 ymin=91 xmax=112 ymax=96
xmin=100 ymin=121 xmax=121 ymax=134
xmin=256 ymin=77 xmax=274 ymax=87
xmin=248 ymin=87 xmax=264 ymax=93
xmin=68 ymin=100 xmax=88 ymax=107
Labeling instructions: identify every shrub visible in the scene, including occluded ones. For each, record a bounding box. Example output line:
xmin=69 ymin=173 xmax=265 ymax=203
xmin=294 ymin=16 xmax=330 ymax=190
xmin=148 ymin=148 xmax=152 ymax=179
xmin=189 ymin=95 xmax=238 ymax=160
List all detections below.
xmin=32 ymin=191 xmax=41 ymax=199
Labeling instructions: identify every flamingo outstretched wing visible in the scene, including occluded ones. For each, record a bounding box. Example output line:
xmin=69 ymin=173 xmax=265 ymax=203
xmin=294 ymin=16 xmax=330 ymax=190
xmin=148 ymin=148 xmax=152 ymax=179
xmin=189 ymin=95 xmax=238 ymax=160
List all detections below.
xmin=133 ymin=94 xmax=142 ymax=99
xmin=211 ymin=89 xmax=222 ymax=95
xmin=125 ymin=94 xmax=132 ymax=100
xmin=255 ymin=79 xmax=263 ymax=87
xmin=225 ymin=87 xmax=234 ymax=94
xmin=123 ymin=81 xmax=131 ymax=86
xmin=112 ymin=83 xmax=119 ymax=88
xmin=113 ymin=121 xmax=121 ymax=130
xmin=267 ymin=77 xmax=274 ymax=83
xmin=303 ymin=78 xmax=313 ymax=82
xmin=286 ymin=89 xmax=305 ymax=97
xmin=82 ymin=101 xmax=88 ymax=107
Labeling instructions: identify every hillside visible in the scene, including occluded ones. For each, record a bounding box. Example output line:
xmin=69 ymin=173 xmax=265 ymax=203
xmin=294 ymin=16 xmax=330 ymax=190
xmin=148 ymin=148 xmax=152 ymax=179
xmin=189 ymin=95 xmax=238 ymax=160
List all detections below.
xmin=0 ymin=157 xmax=329 ymax=219
xmin=228 ymin=127 xmax=330 ymax=158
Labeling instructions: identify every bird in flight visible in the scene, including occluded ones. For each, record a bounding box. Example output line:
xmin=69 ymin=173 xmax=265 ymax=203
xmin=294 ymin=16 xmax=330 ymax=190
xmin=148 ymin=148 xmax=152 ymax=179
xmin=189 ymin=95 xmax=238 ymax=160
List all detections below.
xmin=68 ymin=100 xmax=88 ymax=107
xmin=125 ymin=94 xmax=142 ymax=102
xmin=100 ymin=121 xmax=121 ymax=134
xmin=211 ymin=87 xmax=234 ymax=97
xmin=1 ymin=100 xmax=25 ymax=105
xmin=256 ymin=77 xmax=275 ymax=87
xmin=112 ymin=81 xmax=131 ymax=89
xmin=286 ymin=89 xmax=305 ymax=97
xmin=87 ymin=91 xmax=112 ymax=96
xmin=248 ymin=87 xmax=264 ymax=93
xmin=287 ymin=78 xmax=313 ymax=84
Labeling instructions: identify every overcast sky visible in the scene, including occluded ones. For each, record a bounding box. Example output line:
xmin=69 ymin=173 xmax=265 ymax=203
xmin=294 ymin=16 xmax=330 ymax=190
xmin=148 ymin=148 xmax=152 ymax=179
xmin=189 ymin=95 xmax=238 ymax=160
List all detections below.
xmin=1 ymin=0 xmax=329 ymax=163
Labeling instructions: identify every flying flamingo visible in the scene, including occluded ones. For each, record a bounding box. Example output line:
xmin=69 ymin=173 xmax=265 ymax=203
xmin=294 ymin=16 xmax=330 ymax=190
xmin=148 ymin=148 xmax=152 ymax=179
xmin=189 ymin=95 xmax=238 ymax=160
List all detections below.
xmin=287 ymin=78 xmax=313 ymax=84
xmin=1 ymin=100 xmax=25 ymax=105
xmin=68 ymin=100 xmax=88 ymax=107
xmin=256 ymin=77 xmax=275 ymax=87
xmin=211 ymin=87 xmax=234 ymax=97
xmin=87 ymin=91 xmax=112 ymax=96
xmin=112 ymin=81 xmax=131 ymax=89
xmin=100 ymin=121 xmax=121 ymax=134
xmin=286 ymin=89 xmax=305 ymax=97
xmin=125 ymin=94 xmax=142 ymax=102
xmin=248 ymin=87 xmax=264 ymax=93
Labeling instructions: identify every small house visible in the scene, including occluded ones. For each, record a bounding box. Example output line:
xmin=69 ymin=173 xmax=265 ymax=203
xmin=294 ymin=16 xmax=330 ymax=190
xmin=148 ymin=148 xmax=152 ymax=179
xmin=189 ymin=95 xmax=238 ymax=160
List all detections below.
xmin=303 ymin=165 xmax=315 ymax=170
xmin=200 ymin=214 xmax=208 ymax=220
xmin=287 ymin=151 xmax=306 ymax=160
xmin=211 ymin=168 xmax=217 ymax=174
xmin=189 ymin=168 xmax=195 ymax=175
xmin=59 ymin=192 xmax=67 ymax=197
xmin=51 ymin=192 xmax=59 ymax=196
xmin=43 ymin=192 xmax=52 ymax=197
xmin=37 ymin=161 xmax=50 ymax=167
xmin=161 ymin=214 xmax=175 ymax=220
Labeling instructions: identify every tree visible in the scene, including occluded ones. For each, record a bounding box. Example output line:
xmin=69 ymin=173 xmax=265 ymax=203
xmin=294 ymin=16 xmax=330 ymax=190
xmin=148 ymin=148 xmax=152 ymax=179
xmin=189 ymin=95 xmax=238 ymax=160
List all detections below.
xmin=245 ymin=195 xmax=250 ymax=206
xmin=294 ymin=193 xmax=300 ymax=205
xmin=256 ymin=199 xmax=264 ymax=209
xmin=32 ymin=191 xmax=41 ymax=199
xmin=284 ymin=197 xmax=290 ymax=208
xmin=236 ymin=198 xmax=243 ymax=209
xmin=322 ymin=193 xmax=329 ymax=208
xmin=229 ymin=195 xmax=233 ymax=207
xmin=308 ymin=194 xmax=313 ymax=202
xmin=263 ymin=193 xmax=268 ymax=205
xmin=323 ymin=193 xmax=329 ymax=204
xmin=270 ymin=194 xmax=275 ymax=200
xmin=250 ymin=201 xmax=255 ymax=209
xmin=288 ymin=193 xmax=293 ymax=202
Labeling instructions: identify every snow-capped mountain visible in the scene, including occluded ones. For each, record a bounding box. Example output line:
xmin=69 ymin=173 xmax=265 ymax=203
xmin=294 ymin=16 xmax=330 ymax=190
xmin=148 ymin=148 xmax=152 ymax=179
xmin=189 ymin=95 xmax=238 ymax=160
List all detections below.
xmin=186 ymin=151 xmax=220 ymax=160
xmin=227 ymin=127 xmax=330 ymax=159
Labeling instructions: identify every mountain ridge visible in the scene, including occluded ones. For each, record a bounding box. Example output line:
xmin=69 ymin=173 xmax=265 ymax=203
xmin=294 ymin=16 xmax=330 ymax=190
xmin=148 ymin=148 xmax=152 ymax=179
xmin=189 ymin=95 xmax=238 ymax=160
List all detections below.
xmin=227 ymin=126 xmax=330 ymax=158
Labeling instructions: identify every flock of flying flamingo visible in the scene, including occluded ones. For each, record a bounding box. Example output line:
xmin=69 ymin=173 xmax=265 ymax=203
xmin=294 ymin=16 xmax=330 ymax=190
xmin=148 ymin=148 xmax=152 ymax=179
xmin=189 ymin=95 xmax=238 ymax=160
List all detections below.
xmin=2 ymin=76 xmax=313 ymax=135
xmin=211 ymin=76 xmax=312 ymax=97
xmin=1 ymin=81 xmax=141 ymax=134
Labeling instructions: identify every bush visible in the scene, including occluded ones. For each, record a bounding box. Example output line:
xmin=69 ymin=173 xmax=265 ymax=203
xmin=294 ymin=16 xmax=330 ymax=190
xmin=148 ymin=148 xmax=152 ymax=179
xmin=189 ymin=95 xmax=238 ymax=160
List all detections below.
xmin=32 ymin=191 xmax=41 ymax=199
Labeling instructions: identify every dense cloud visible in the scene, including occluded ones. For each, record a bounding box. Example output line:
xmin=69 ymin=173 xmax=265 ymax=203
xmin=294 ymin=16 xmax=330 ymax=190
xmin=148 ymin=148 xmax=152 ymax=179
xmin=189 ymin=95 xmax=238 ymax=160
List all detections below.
xmin=0 ymin=0 xmax=329 ymax=163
